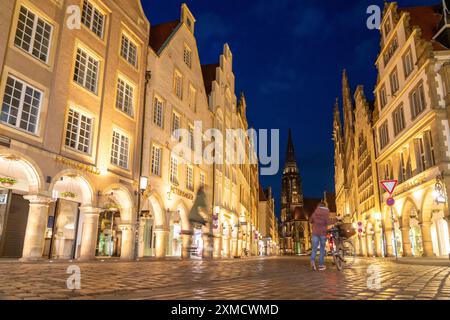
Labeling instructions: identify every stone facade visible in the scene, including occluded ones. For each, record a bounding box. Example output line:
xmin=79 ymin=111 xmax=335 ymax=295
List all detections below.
xmin=0 ymin=1 xmax=265 ymax=261
xmin=334 ymin=2 xmax=450 ymax=257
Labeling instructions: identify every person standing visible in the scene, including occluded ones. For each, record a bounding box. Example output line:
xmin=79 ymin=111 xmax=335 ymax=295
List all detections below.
xmin=310 ymin=202 xmax=336 ymax=271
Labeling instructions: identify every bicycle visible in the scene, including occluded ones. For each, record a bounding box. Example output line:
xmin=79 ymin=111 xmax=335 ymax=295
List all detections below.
xmin=326 ymin=225 xmax=356 ymax=271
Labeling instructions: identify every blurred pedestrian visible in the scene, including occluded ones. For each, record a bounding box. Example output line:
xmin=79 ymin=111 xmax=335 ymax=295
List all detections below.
xmin=309 ymin=202 xmax=336 ymax=271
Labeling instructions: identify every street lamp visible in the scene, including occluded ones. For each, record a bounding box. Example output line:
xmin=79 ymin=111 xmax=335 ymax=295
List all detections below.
xmin=134 ymin=176 xmax=148 ymax=261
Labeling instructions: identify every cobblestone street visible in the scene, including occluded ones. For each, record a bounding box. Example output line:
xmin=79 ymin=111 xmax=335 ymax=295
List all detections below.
xmin=0 ymin=256 xmax=448 ymax=300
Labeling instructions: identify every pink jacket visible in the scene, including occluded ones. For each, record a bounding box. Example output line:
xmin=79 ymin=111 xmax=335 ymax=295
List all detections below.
xmin=310 ymin=205 xmax=335 ymax=236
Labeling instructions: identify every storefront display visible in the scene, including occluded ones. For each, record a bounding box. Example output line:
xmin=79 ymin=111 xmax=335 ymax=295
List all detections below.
xmin=50 ymin=199 xmax=80 ymax=259
xmin=96 ymin=211 xmax=122 ymax=257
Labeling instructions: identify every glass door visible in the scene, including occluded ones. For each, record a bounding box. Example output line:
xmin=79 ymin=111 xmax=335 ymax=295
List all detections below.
xmin=96 ymin=210 xmax=122 ymax=257
xmin=50 ymin=199 xmax=80 ymax=259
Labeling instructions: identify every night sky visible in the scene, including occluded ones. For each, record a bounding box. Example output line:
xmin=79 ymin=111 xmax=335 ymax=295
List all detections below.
xmin=142 ymin=0 xmax=431 ymax=216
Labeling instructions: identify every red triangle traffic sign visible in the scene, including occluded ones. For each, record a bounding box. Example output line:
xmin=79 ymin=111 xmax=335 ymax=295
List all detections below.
xmin=381 ymin=180 xmax=398 ymax=195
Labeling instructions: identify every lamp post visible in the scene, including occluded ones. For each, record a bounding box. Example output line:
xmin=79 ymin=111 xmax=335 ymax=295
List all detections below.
xmin=134 ymin=176 xmax=148 ymax=261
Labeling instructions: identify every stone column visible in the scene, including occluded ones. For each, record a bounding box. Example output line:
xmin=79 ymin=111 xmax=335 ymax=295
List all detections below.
xmin=78 ymin=206 xmax=100 ymax=261
xmin=213 ymin=235 xmax=222 ymax=259
xmin=138 ymin=217 xmax=146 ymax=258
xmin=360 ymin=235 xmax=367 ymax=256
xmin=384 ymin=228 xmax=394 ymax=257
xmin=374 ymin=230 xmax=383 ymax=257
xmin=401 ymin=227 xmax=413 ymax=256
xmin=237 ymin=238 xmax=243 ymax=257
xmin=231 ymin=237 xmax=238 ymax=258
xmin=119 ymin=223 xmax=134 ymax=260
xmin=181 ymin=230 xmax=192 ymax=259
xmin=421 ymin=221 xmax=435 ymax=257
xmin=154 ymin=228 xmax=168 ymax=259
xmin=222 ymin=236 xmax=230 ymax=258
xmin=21 ymin=195 xmax=52 ymax=261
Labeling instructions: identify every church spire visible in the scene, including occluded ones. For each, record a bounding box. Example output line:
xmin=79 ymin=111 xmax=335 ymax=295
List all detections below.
xmin=286 ymin=129 xmax=296 ymax=164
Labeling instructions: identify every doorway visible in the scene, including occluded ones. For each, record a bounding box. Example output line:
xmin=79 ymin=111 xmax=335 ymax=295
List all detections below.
xmin=96 ymin=210 xmax=122 ymax=257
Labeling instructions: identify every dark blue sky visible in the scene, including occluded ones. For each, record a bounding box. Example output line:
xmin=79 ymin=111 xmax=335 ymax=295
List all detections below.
xmin=142 ymin=0 xmax=431 ymax=215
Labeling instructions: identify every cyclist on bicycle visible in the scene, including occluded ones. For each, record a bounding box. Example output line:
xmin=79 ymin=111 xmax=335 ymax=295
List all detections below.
xmin=310 ymin=202 xmax=338 ymax=271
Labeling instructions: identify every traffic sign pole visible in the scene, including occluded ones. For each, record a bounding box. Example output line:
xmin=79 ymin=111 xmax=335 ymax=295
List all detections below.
xmin=381 ymin=180 xmax=399 ymax=260
xmin=390 ymin=206 xmax=398 ymax=260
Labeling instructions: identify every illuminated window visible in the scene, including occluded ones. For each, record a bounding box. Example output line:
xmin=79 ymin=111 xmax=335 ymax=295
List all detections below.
xmin=183 ymin=45 xmax=192 ymax=68
xmin=390 ymin=69 xmax=399 ymax=95
xmin=65 ymin=108 xmax=93 ymax=154
xmin=172 ymin=112 xmax=181 ymax=140
xmin=174 ymin=70 xmax=183 ymax=99
xmin=403 ymin=49 xmax=414 ymax=78
xmin=1 ymin=76 xmax=42 ymax=134
xmin=81 ymin=0 xmax=105 ymax=38
xmin=410 ymin=83 xmax=426 ymax=119
xmin=111 ymin=130 xmax=129 ymax=169
xmin=170 ymin=155 xmax=178 ymax=185
xmin=189 ymin=85 xmax=196 ymax=110
xmin=200 ymin=172 xmax=206 ymax=188
xmin=392 ymin=104 xmax=405 ymax=136
xmin=73 ymin=47 xmax=99 ymax=94
xmin=153 ymin=96 xmax=164 ymax=128
xmin=379 ymin=85 xmax=387 ymax=109
xmin=116 ymin=77 xmax=134 ymax=116
xmin=120 ymin=34 xmax=138 ymax=67
xmin=187 ymin=165 xmax=194 ymax=191
xmin=14 ymin=6 xmax=53 ymax=63
xmin=151 ymin=145 xmax=162 ymax=176
xmin=379 ymin=121 xmax=390 ymax=150
xmin=188 ymin=124 xmax=194 ymax=151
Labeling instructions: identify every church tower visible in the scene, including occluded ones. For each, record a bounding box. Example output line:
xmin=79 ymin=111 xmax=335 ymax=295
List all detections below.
xmin=281 ymin=129 xmax=304 ymax=223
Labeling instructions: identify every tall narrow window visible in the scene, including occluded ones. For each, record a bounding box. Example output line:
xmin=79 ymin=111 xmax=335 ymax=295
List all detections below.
xmin=200 ymin=172 xmax=206 ymax=188
xmin=73 ymin=47 xmax=99 ymax=94
xmin=392 ymin=104 xmax=405 ymax=136
xmin=410 ymin=83 xmax=426 ymax=119
xmin=153 ymin=96 xmax=164 ymax=128
xmin=403 ymin=49 xmax=414 ymax=78
xmin=379 ymin=85 xmax=387 ymax=109
xmin=172 ymin=112 xmax=181 ymax=140
xmin=151 ymin=145 xmax=162 ymax=176
xmin=120 ymin=34 xmax=138 ymax=67
xmin=174 ymin=71 xmax=183 ymax=99
xmin=417 ymin=137 xmax=426 ymax=172
xmin=186 ymin=165 xmax=194 ymax=191
xmin=170 ymin=155 xmax=178 ymax=185
xmin=65 ymin=108 xmax=93 ymax=154
xmin=423 ymin=131 xmax=436 ymax=169
xmin=399 ymin=152 xmax=407 ymax=183
xmin=390 ymin=69 xmax=399 ymax=95
xmin=1 ymin=76 xmax=42 ymax=134
xmin=111 ymin=130 xmax=129 ymax=169
xmin=189 ymin=85 xmax=196 ymax=110
xmin=81 ymin=0 xmax=105 ymax=38
xmin=116 ymin=77 xmax=134 ymax=116
xmin=379 ymin=121 xmax=390 ymax=150
xmin=188 ymin=125 xmax=194 ymax=151
xmin=14 ymin=6 xmax=53 ymax=63
xmin=183 ymin=45 xmax=192 ymax=68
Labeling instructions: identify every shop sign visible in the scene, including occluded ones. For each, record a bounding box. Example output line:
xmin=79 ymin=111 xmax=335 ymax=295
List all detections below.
xmin=170 ymin=185 xmax=194 ymax=201
xmin=56 ymin=156 xmax=101 ymax=175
